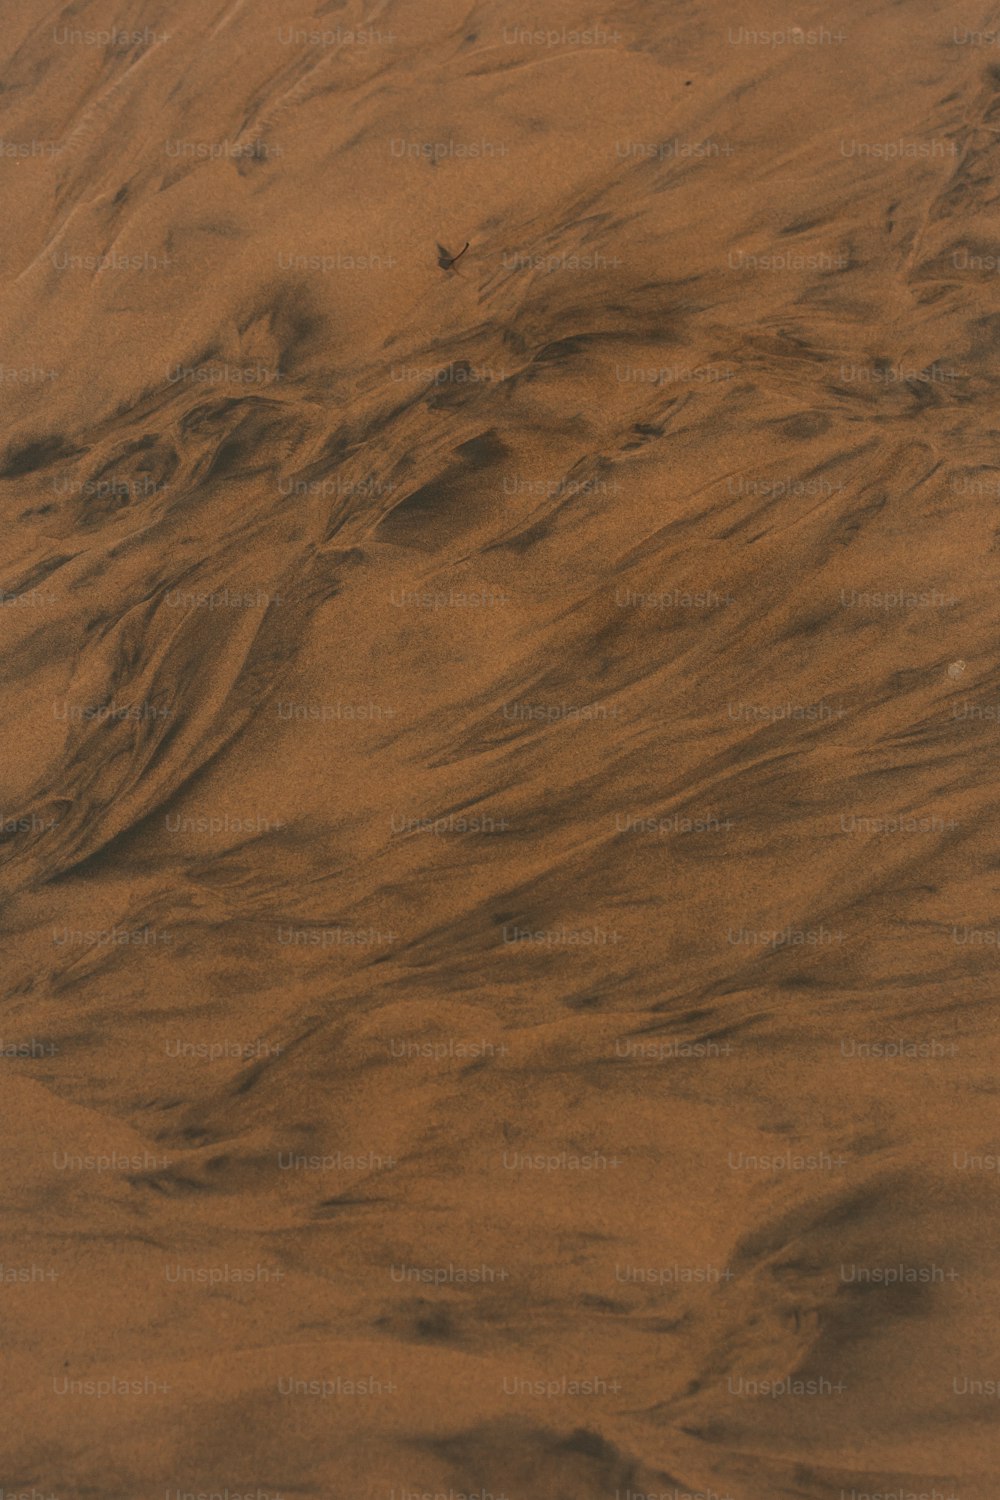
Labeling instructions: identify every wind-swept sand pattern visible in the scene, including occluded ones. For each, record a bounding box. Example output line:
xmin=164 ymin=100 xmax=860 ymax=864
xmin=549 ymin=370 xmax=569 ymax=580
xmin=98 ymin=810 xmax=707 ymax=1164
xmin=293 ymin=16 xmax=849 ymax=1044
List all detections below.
xmin=1 ymin=1 xmax=998 ymax=1495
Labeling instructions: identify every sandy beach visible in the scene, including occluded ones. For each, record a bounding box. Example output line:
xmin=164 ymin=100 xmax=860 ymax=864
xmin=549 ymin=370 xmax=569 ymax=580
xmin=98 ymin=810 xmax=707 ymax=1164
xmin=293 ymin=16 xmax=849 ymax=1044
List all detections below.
xmin=0 ymin=1 xmax=997 ymax=1495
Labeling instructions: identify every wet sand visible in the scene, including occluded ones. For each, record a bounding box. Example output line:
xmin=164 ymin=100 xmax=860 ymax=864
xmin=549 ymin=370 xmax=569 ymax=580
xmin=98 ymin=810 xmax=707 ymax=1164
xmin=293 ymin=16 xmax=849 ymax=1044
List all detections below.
xmin=1 ymin=2 xmax=998 ymax=1496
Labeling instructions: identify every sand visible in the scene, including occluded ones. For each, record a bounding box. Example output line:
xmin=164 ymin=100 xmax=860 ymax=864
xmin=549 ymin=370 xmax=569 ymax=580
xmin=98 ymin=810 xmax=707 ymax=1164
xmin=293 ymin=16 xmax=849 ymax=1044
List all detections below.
xmin=0 ymin=1 xmax=996 ymax=1495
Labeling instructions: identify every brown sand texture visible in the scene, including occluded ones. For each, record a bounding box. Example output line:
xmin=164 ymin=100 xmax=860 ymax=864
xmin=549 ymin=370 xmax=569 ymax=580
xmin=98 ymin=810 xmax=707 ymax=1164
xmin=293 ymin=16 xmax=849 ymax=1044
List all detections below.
xmin=1 ymin=1 xmax=998 ymax=1496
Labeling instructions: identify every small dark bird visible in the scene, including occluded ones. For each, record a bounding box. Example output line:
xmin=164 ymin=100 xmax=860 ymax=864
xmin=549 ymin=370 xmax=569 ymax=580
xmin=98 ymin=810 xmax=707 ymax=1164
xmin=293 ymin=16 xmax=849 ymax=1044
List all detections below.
xmin=437 ymin=241 xmax=469 ymax=273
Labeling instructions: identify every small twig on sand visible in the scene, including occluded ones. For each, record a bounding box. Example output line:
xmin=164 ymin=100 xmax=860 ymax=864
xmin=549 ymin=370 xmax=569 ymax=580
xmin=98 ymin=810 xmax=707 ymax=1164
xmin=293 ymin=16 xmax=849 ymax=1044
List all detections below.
xmin=437 ymin=241 xmax=470 ymax=273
